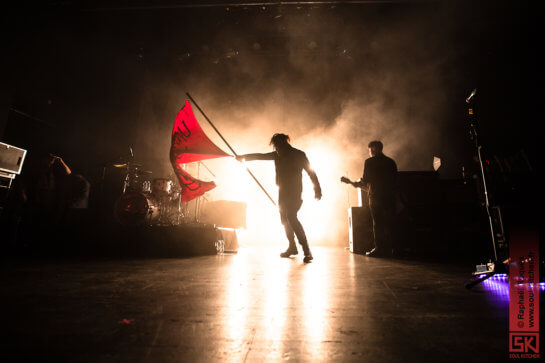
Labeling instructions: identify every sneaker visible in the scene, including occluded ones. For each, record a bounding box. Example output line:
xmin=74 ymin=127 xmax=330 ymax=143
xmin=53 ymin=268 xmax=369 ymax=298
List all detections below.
xmin=280 ymin=248 xmax=298 ymax=258
xmin=365 ymin=248 xmax=389 ymax=258
xmin=365 ymin=248 xmax=377 ymax=257
xmin=303 ymin=255 xmax=313 ymax=263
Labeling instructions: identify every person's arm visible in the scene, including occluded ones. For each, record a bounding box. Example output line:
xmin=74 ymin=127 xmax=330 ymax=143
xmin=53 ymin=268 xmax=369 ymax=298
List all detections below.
xmin=303 ymin=158 xmax=322 ymax=200
xmin=342 ymin=159 xmax=370 ymax=189
xmin=342 ymin=178 xmax=367 ymax=191
xmin=235 ymin=152 xmax=275 ymax=162
xmin=340 ymin=176 xmax=359 ymax=187
xmin=359 ymin=158 xmax=370 ymax=189
xmin=55 ymin=157 xmax=72 ymax=175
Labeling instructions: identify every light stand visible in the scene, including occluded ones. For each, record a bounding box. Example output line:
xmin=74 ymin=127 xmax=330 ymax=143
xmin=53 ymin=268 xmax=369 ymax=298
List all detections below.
xmin=464 ymin=89 xmax=507 ymax=289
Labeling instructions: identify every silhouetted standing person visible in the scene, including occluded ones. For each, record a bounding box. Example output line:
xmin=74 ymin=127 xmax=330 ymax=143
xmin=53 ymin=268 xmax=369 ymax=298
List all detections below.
xmin=25 ymin=154 xmax=72 ymax=219
xmin=236 ymin=133 xmax=322 ymax=263
xmin=21 ymin=154 xmax=72 ymax=249
xmin=343 ymin=140 xmax=397 ymax=257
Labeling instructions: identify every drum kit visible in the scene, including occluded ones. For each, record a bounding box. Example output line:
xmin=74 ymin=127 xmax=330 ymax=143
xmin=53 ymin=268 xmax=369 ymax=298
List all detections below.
xmin=113 ymin=161 xmax=183 ymax=226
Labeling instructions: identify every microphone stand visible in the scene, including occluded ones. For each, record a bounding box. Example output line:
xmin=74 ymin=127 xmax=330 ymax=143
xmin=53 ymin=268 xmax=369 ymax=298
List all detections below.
xmin=465 ymin=89 xmax=507 ymax=289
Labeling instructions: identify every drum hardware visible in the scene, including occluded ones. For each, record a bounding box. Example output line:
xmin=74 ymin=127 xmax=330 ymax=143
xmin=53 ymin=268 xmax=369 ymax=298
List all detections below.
xmin=105 ymin=147 xmax=185 ymax=226
xmin=114 ymin=192 xmax=159 ymax=225
xmin=168 ymin=180 xmax=184 ymax=225
xmin=142 ymin=180 xmax=151 ymax=194
xmin=154 ymin=194 xmax=172 ymax=226
xmin=120 ymin=162 xmax=152 ymax=194
xmin=115 ymin=174 xmax=187 ymax=226
xmin=151 ymin=178 xmax=172 ymax=197
xmin=151 ymin=178 xmax=183 ymax=226
xmin=107 ymin=150 xmax=188 ymax=226
xmin=112 ymin=162 xmax=142 ymax=168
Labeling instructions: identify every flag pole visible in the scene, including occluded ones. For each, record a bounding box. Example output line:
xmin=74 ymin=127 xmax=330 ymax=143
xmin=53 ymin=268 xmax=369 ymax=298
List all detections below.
xmin=186 ymin=92 xmax=277 ymax=208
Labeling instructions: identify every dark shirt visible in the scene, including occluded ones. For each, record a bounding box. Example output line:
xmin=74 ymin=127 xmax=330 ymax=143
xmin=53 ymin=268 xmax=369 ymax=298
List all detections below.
xmin=361 ymin=153 xmax=397 ymax=200
xmin=243 ymin=146 xmax=320 ymax=202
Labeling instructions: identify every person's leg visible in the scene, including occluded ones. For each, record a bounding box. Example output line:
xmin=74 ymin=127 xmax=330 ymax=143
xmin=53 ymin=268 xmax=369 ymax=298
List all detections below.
xmin=384 ymin=198 xmax=396 ymax=254
xmin=284 ymin=203 xmax=312 ymax=262
xmin=286 ymin=212 xmax=309 ymax=253
xmin=369 ymin=199 xmax=379 ymax=251
xmin=279 ymin=207 xmax=298 ymax=256
xmin=375 ymin=206 xmax=388 ymax=252
xmin=369 ymin=198 xmax=388 ymax=255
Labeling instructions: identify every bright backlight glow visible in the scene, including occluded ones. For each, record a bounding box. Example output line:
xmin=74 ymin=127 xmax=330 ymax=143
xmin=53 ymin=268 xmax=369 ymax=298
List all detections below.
xmin=199 ymin=131 xmax=360 ymax=247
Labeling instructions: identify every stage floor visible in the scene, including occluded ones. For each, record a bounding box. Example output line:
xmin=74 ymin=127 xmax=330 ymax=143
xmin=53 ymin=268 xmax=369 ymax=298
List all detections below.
xmin=1 ymin=246 xmax=520 ymax=362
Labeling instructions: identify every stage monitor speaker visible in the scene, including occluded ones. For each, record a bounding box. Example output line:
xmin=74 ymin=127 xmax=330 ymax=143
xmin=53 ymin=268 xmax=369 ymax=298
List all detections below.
xmin=348 ymin=207 xmax=373 ymax=254
xmin=0 ymin=142 xmax=27 ymax=175
xmin=200 ymin=200 xmax=247 ymax=229
xmin=217 ymin=228 xmax=239 ymax=252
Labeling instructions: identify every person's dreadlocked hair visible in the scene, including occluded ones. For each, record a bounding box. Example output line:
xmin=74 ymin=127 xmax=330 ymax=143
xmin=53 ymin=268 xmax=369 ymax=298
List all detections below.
xmin=270 ymin=133 xmax=290 ymax=148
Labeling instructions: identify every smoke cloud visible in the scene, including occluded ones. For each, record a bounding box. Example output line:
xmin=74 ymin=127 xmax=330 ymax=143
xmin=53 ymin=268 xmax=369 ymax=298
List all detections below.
xmin=4 ymin=3 xmax=469 ymax=247
xmin=126 ymin=4 xmax=456 ymax=246
xmin=4 ymin=2 xmax=535 ymax=246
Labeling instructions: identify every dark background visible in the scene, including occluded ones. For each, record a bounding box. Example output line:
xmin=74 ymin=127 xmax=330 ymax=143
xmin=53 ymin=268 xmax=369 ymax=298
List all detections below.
xmin=2 ymin=1 xmax=540 ymax=177
xmin=1 ymin=0 xmax=540 ymax=251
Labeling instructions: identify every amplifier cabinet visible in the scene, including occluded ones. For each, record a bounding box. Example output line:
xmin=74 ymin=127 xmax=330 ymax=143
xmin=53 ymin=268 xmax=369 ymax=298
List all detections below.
xmin=348 ymin=206 xmax=373 ymax=254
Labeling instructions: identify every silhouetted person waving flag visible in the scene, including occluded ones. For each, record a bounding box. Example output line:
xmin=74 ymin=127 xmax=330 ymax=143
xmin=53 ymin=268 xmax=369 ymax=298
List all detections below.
xmin=236 ymin=133 xmax=322 ymax=263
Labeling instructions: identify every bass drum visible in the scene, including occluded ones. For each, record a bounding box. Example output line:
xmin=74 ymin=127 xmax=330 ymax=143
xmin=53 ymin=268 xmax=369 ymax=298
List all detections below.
xmin=114 ymin=192 xmax=159 ymax=225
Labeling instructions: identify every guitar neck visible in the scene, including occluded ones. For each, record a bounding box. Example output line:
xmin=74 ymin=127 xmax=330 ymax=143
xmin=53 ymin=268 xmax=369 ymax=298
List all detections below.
xmin=341 ymin=177 xmax=368 ymax=191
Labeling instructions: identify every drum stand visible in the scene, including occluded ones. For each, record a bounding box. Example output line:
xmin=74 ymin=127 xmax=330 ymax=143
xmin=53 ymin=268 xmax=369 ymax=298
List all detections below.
xmin=174 ymin=194 xmax=182 ymax=225
xmin=156 ymin=196 xmax=171 ymax=226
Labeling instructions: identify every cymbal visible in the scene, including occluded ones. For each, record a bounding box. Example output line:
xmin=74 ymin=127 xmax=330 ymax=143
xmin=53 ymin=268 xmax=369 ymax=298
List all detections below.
xmin=135 ymin=170 xmax=152 ymax=175
xmin=112 ymin=162 xmax=142 ymax=168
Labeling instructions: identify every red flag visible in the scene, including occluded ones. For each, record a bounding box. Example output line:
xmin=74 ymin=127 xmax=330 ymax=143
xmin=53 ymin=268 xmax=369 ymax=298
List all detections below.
xmin=171 ymin=100 xmax=230 ymax=164
xmin=170 ymin=100 xmax=229 ymax=202
xmin=171 ymin=163 xmax=217 ymax=202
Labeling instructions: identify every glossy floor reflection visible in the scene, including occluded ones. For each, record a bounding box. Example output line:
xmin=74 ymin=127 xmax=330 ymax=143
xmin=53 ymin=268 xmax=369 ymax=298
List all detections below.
xmin=1 ymin=246 xmax=519 ymax=362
